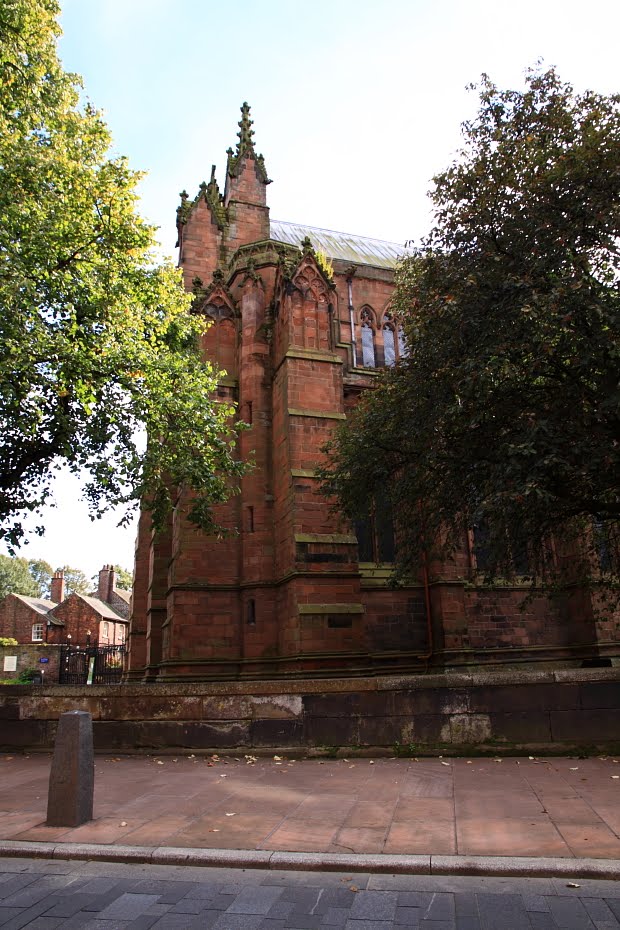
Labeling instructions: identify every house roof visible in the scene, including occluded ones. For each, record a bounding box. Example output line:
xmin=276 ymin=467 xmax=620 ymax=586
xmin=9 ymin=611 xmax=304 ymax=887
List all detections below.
xmin=79 ymin=595 xmax=127 ymax=622
xmin=13 ymin=595 xmax=55 ymax=615
xmin=88 ymin=586 xmax=131 ymax=604
xmin=270 ymin=220 xmax=407 ymax=270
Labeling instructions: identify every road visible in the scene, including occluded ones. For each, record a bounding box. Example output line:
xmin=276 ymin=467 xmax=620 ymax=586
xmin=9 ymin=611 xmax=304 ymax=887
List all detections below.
xmin=1 ymin=856 xmax=619 ymax=929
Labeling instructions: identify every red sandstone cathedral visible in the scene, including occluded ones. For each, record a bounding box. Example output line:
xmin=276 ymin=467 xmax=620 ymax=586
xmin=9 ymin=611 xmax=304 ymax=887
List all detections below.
xmin=127 ymin=105 xmax=618 ymax=681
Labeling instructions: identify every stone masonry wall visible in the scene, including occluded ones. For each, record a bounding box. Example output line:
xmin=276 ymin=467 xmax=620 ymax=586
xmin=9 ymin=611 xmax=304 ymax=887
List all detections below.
xmin=0 ymin=668 xmax=617 ymax=755
xmin=0 ymin=644 xmax=61 ymax=683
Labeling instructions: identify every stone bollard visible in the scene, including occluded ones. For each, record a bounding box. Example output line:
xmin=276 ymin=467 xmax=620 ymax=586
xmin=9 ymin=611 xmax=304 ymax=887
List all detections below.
xmin=46 ymin=710 xmax=94 ymax=827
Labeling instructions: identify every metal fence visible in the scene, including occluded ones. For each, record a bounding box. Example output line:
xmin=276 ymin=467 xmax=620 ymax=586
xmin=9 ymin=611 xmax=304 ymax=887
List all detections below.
xmin=58 ymin=644 xmax=125 ymax=685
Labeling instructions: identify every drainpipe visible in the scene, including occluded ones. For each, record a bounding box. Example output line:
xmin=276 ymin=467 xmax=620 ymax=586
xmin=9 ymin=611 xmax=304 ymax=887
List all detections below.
xmin=346 ymin=270 xmax=357 ymax=368
xmin=418 ymin=501 xmax=434 ymax=665
xmin=420 ymin=544 xmax=434 ymax=665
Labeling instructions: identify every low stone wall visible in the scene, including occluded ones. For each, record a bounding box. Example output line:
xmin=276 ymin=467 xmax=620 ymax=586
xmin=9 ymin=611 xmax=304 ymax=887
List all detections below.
xmin=0 ymin=644 xmax=60 ymax=684
xmin=0 ymin=667 xmax=618 ymax=755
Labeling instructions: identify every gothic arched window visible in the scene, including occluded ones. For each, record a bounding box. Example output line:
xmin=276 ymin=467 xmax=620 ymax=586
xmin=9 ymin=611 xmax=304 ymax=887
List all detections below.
xmin=381 ymin=311 xmax=408 ymax=366
xmin=382 ymin=314 xmax=396 ymax=367
xmin=360 ymin=308 xmax=376 ymax=368
xmin=354 ymin=487 xmax=396 ymax=563
xmin=397 ymin=326 xmax=408 ymax=359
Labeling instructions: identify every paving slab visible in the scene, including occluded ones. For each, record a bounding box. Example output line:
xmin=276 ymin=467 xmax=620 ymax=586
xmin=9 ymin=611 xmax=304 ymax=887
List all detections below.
xmin=1 ymin=754 xmax=619 ymax=876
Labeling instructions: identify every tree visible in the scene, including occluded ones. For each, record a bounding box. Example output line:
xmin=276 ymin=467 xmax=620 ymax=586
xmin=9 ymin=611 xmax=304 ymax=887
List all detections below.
xmin=0 ymin=555 xmax=40 ymax=599
xmin=55 ymin=565 xmax=90 ymax=597
xmin=320 ymin=67 xmax=620 ymax=588
xmin=0 ymin=0 xmax=247 ymax=551
xmin=27 ymin=558 xmax=53 ymax=598
xmin=112 ymin=565 xmax=133 ymax=591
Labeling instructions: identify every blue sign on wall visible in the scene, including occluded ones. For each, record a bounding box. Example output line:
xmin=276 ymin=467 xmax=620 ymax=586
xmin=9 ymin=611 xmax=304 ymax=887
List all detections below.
xmin=39 ymin=657 xmax=49 ymax=664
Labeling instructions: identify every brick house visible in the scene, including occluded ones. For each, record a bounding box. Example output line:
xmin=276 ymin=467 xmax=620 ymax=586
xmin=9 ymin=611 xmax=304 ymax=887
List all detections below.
xmin=0 ymin=595 xmax=56 ymax=644
xmin=127 ymin=104 xmax=620 ymax=681
xmin=0 ymin=567 xmax=129 ymax=647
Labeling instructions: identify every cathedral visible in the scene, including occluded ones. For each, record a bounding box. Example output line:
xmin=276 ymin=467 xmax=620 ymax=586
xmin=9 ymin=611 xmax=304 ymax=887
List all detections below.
xmin=126 ymin=105 xmax=618 ymax=681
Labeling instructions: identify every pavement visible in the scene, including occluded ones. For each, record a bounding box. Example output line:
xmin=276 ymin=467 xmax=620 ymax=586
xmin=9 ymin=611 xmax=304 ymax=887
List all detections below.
xmin=2 ymin=855 xmax=620 ymax=929
xmin=1 ymin=752 xmax=620 ymax=879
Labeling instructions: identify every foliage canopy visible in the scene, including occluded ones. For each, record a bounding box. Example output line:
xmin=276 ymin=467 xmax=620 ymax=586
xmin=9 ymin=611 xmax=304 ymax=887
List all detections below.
xmin=0 ymin=555 xmax=40 ymax=600
xmin=0 ymin=0 xmax=246 ymax=550
xmin=321 ymin=67 xmax=620 ymax=588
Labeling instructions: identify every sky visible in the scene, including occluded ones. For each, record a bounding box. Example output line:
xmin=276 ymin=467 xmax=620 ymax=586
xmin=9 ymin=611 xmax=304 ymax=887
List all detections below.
xmin=4 ymin=0 xmax=620 ymax=579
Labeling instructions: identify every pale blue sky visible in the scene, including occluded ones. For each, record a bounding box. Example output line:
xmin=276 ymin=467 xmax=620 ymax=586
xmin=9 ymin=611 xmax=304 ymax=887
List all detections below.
xmin=6 ymin=0 xmax=620 ymax=578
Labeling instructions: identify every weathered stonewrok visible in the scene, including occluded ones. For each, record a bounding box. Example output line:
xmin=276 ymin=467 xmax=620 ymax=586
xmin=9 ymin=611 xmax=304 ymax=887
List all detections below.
xmin=46 ymin=710 xmax=94 ymax=827
xmin=1 ymin=668 xmax=617 ymax=755
xmin=125 ymin=103 xmax=620 ymax=682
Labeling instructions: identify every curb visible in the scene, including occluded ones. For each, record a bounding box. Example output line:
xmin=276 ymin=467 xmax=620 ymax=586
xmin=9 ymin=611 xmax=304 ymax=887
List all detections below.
xmin=0 ymin=841 xmax=619 ymax=880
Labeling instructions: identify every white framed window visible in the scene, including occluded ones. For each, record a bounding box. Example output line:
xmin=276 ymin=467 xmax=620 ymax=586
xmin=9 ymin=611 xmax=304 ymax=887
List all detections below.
xmin=102 ymin=621 xmax=109 ymax=638
xmin=31 ymin=623 xmax=44 ymax=642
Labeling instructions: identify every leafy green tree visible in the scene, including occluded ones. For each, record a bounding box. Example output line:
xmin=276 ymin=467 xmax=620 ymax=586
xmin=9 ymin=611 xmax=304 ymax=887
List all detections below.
xmin=321 ymin=67 xmax=620 ymax=587
xmin=27 ymin=559 xmax=53 ymax=598
xmin=0 ymin=0 xmax=247 ymax=551
xmin=55 ymin=565 xmax=90 ymax=597
xmin=112 ymin=565 xmax=133 ymax=591
xmin=0 ymin=555 xmax=40 ymax=599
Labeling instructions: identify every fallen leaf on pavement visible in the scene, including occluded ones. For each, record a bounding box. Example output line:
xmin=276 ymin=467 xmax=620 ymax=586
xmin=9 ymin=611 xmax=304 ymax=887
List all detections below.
xmin=566 ymin=882 xmax=580 ymax=888
xmin=350 ymin=886 xmax=359 ymax=892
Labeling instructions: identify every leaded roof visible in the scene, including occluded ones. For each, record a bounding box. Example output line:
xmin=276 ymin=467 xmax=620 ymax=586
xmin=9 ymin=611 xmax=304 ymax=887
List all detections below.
xmin=270 ymin=220 xmax=406 ymax=270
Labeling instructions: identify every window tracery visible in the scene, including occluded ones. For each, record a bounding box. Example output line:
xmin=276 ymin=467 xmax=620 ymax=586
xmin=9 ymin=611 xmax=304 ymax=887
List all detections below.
xmin=360 ymin=307 xmax=376 ymax=368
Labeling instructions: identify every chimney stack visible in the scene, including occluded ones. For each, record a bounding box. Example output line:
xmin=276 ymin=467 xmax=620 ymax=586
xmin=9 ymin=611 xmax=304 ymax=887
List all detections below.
xmin=50 ymin=570 xmax=65 ymax=604
xmin=97 ymin=564 xmax=115 ymax=603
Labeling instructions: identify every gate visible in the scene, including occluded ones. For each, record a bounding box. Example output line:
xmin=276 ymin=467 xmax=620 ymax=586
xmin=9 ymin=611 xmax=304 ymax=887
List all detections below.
xmin=59 ymin=644 xmax=125 ymax=685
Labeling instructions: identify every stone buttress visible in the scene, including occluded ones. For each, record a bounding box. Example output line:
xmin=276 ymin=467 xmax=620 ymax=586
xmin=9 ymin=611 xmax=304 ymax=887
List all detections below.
xmin=126 ymin=105 xmax=620 ymax=681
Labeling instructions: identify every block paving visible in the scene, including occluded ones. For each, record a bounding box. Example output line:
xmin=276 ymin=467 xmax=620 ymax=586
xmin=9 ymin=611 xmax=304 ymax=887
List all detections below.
xmin=1 ymin=856 xmax=620 ymax=929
